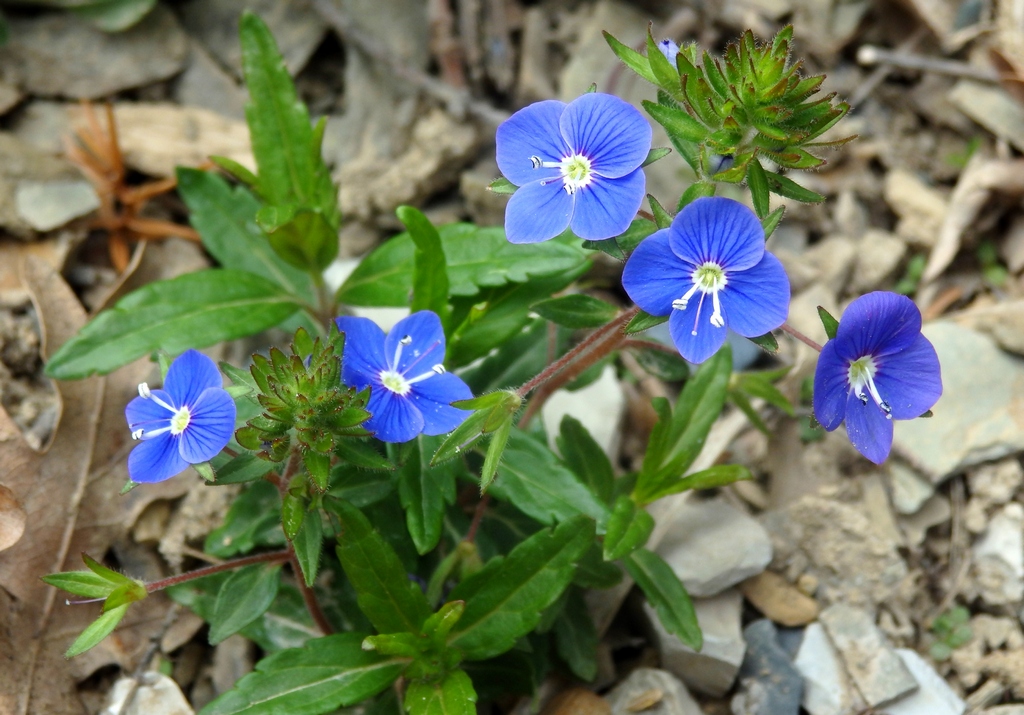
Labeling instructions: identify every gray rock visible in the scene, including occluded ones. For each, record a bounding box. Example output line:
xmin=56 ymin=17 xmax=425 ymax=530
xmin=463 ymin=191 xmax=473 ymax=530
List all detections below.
xmin=949 ymin=80 xmax=1024 ymax=153
xmin=852 ymin=230 xmax=907 ymax=292
xmin=179 ymin=0 xmax=327 ymax=76
xmin=656 ymin=498 xmax=772 ymax=597
xmin=542 ymin=365 xmax=624 ymax=457
xmin=102 ymin=672 xmax=194 ymax=715
xmin=971 ymin=503 xmax=1024 ymax=606
xmin=819 ymin=604 xmax=919 ymax=708
xmin=881 ymin=649 xmax=965 ymax=715
xmin=897 ymin=494 xmax=951 ymax=547
xmin=646 ymin=589 xmax=746 ymax=697
xmin=949 ymin=301 xmax=1024 ymax=357
xmin=884 ymin=168 xmax=947 ymax=249
xmin=969 ymin=459 xmax=1024 ymax=506
xmin=15 ymin=180 xmax=99 ymax=232
xmin=984 ymin=707 xmax=1024 ymax=715
xmin=894 ymin=323 xmax=1024 ymax=483
xmin=0 ymin=81 xmax=23 ymax=117
xmin=889 ymin=462 xmax=936 ymax=515
xmin=803 ymin=235 xmax=857 ymax=295
xmin=0 ymin=6 xmax=187 ymax=99
xmin=0 ymin=133 xmax=81 ymax=239
xmin=794 ymin=622 xmax=865 ymax=715
xmin=606 ymin=668 xmax=702 ymax=715
xmin=174 ymin=41 xmax=247 ymax=119
xmin=730 ymin=620 xmax=803 ymax=715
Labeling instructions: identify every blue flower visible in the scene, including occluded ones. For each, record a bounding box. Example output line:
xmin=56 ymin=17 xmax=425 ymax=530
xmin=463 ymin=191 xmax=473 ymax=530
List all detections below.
xmin=657 ymin=39 xmax=680 ymax=61
xmin=125 ymin=349 xmax=236 ymax=483
xmin=496 ymin=92 xmax=652 ymax=244
xmin=621 ymin=196 xmax=790 ymax=364
xmin=335 ymin=311 xmax=473 ymax=443
xmin=813 ymin=292 xmax=941 ymax=464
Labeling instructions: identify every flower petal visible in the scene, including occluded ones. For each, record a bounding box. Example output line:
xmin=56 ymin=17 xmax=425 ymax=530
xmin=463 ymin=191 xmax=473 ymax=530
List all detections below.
xmin=559 ymin=93 xmax=652 ymax=179
xmin=669 ymin=197 xmax=765 ymax=271
xmin=833 ymin=291 xmax=923 ymax=362
xmin=365 ymin=387 xmax=425 ymax=443
xmin=163 ymin=349 xmax=223 ymax=407
xmin=569 ymin=169 xmax=646 ymax=241
xmin=128 ymin=432 xmax=190 ymax=483
xmin=622 ymin=228 xmax=693 ymax=315
xmin=336 ymin=316 xmax=389 ymax=389
xmin=178 ymin=387 xmax=237 ymax=463
xmin=843 ymin=390 xmax=894 ymax=464
xmin=813 ymin=340 xmax=850 ymax=431
xmin=504 ymin=178 xmax=573 ymax=244
xmin=386 ymin=311 xmax=446 ymax=375
xmin=717 ymin=252 xmax=790 ymax=337
xmin=669 ymin=303 xmax=728 ymax=364
xmin=495 ymin=99 xmax=568 ymax=186
xmin=874 ymin=334 xmax=942 ymax=420
xmin=410 ymin=372 xmax=473 ymax=435
xmin=125 ymin=389 xmax=175 ymax=432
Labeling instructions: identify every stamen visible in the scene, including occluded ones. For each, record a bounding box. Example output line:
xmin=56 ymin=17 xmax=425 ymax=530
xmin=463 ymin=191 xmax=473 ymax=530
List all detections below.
xmin=432 ymin=364 xmax=446 ymax=374
xmin=673 ymin=284 xmax=700 ymax=310
xmin=848 ymin=355 xmax=892 ymax=420
xmin=691 ymin=292 xmax=708 ymax=336
xmin=140 ymin=426 xmax=172 ymax=440
xmin=131 ymin=428 xmax=144 ymax=440
xmin=138 ymin=382 xmax=151 ymax=398
xmin=407 ymin=364 xmax=448 ymax=386
xmin=530 ymin=155 xmax=541 ymax=168
xmin=141 ymin=386 xmax=178 ymax=414
xmin=393 ymin=335 xmax=412 ymax=369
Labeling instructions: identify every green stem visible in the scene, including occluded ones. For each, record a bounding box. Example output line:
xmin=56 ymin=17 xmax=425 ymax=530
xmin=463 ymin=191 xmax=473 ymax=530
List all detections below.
xmin=145 ymin=550 xmax=290 ymax=593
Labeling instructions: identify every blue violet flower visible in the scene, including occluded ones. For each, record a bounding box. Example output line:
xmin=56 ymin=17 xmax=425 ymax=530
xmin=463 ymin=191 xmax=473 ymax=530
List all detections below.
xmin=657 ymin=39 xmax=680 ymax=61
xmin=496 ymin=92 xmax=652 ymax=244
xmin=621 ymin=196 xmax=790 ymax=364
xmin=335 ymin=311 xmax=473 ymax=443
xmin=812 ymin=291 xmax=942 ymax=464
xmin=125 ymin=349 xmax=236 ymax=483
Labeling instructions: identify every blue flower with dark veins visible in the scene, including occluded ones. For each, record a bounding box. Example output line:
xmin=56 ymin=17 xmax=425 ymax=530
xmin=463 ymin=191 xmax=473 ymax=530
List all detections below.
xmin=622 ymin=196 xmax=790 ymax=364
xmin=335 ymin=311 xmax=473 ymax=444
xmin=125 ymin=349 xmax=236 ymax=483
xmin=813 ymin=291 xmax=942 ymax=464
xmin=496 ymin=92 xmax=652 ymax=244
xmin=657 ymin=39 xmax=680 ymax=61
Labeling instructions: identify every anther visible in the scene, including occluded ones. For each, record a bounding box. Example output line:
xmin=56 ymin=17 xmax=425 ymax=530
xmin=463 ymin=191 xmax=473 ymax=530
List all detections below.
xmin=858 ymin=392 xmax=868 ymax=405
xmin=131 ymin=428 xmax=144 ymax=440
xmin=138 ymin=382 xmax=151 ymax=398
xmin=400 ymin=336 xmax=412 ymax=345
xmin=432 ymin=364 xmax=446 ymax=375
xmin=530 ymin=156 xmax=541 ymax=169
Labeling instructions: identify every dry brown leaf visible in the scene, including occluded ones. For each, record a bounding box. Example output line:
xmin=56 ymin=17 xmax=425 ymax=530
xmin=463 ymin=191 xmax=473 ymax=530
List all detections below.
xmin=0 ymin=257 xmax=188 ymax=715
xmin=0 ymin=484 xmax=26 ymax=552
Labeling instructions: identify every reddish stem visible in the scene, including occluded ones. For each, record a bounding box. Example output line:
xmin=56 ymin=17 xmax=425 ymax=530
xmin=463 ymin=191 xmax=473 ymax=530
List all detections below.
xmin=145 ymin=550 xmax=290 ymax=592
xmin=465 ymin=493 xmax=491 ymax=543
xmin=289 ymin=547 xmax=334 ymax=635
xmin=780 ymin=323 xmax=824 ymax=352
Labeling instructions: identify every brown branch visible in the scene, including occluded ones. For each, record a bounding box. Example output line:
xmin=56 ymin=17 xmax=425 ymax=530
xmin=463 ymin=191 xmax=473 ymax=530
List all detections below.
xmin=145 ymin=550 xmax=291 ymax=592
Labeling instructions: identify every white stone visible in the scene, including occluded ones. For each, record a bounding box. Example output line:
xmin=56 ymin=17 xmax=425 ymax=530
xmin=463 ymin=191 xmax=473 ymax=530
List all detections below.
xmin=884 ymin=168 xmax=947 ymax=249
xmin=542 ymin=365 xmax=624 ymax=457
xmin=881 ymin=649 xmax=965 ymax=715
xmin=889 ymin=462 xmax=936 ymax=515
xmin=794 ymin=623 xmax=864 ymax=715
xmin=103 ymin=673 xmax=194 ymax=715
xmin=969 ymin=459 xmax=1024 ymax=505
xmin=985 ymin=707 xmax=1024 ymax=715
xmin=972 ymin=503 xmax=1024 ymax=605
xmin=898 ymin=494 xmax=951 ymax=547
xmin=656 ymin=498 xmax=772 ymax=597
xmin=645 ymin=589 xmax=745 ymax=697
xmin=605 ymin=667 xmax=702 ymax=715
xmin=15 ymin=179 xmax=99 ymax=231
xmin=852 ymin=229 xmax=907 ymax=292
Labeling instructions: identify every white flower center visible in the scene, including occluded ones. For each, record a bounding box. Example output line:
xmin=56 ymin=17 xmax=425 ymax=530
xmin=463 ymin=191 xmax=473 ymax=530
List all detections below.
xmin=170 ymin=406 xmax=191 ymax=434
xmin=672 ymin=262 xmax=728 ymax=336
xmin=530 ymin=152 xmax=594 ymax=195
xmin=848 ymin=355 xmax=891 ymax=419
xmin=380 ymin=369 xmax=412 ymax=396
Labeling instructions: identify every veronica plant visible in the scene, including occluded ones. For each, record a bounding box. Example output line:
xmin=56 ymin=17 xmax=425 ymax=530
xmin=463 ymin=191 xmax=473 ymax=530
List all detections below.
xmin=38 ymin=16 xmax=944 ymax=715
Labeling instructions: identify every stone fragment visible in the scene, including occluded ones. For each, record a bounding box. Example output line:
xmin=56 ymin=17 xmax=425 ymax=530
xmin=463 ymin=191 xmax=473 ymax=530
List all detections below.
xmin=949 ymin=81 xmax=1024 ymax=153
xmin=803 ymin=235 xmax=857 ymax=295
xmin=894 ymin=323 xmax=1024 ymax=483
xmin=884 ymin=168 xmax=948 ymax=249
xmin=0 ymin=81 xmax=23 ymax=117
xmin=971 ymin=503 xmax=1024 ymax=606
xmin=1001 ymin=214 xmax=1024 ymax=274
xmin=460 ymin=158 xmax=507 ymax=228
xmin=898 ymin=494 xmax=951 ymax=547
xmin=656 ymin=498 xmax=772 ymax=597
xmin=15 ymin=180 xmax=99 ymax=232
xmin=889 ymin=462 xmax=936 ymax=515
xmin=102 ymin=672 xmax=194 ymax=715
xmin=949 ymin=301 xmax=1024 ymax=357
xmin=819 ymin=604 xmax=919 ymax=708
xmin=212 ymin=634 xmax=255 ymax=695
xmin=605 ymin=668 xmax=702 ymax=715
xmin=543 ymin=688 xmax=610 ymax=715
xmin=0 ymin=133 xmax=81 ymax=239
xmin=542 ymin=365 xmax=624 ymax=457
xmin=852 ymin=229 xmax=907 ymax=292
xmin=985 ymin=707 xmax=1024 ymax=715
xmin=174 ymin=41 xmax=246 ymax=119
xmin=740 ymin=571 xmax=820 ymax=627
xmin=881 ymin=649 xmax=965 ymax=715
xmin=0 ymin=7 xmax=187 ymax=99
xmin=179 ymin=0 xmax=327 ymax=76
xmin=861 ymin=473 xmax=905 ymax=547
xmin=731 ymin=620 xmax=804 ymax=715
xmin=794 ymin=622 xmax=865 ymax=715
xmin=970 ymin=459 xmax=1024 ymax=505
xmin=645 ymin=589 xmax=745 ymax=697
xmin=516 ymin=7 xmax=556 ymax=103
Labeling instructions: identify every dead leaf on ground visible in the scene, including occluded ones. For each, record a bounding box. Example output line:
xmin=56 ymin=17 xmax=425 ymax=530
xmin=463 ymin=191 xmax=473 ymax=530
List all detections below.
xmin=0 ymin=484 xmax=26 ymax=552
xmin=0 ymin=257 xmax=188 ymax=715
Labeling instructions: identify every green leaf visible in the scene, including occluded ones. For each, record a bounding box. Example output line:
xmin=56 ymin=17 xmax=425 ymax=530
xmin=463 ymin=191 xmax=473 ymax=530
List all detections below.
xmin=556 ymin=415 xmax=614 ymax=505
xmin=333 ymin=498 xmax=432 ymax=634
xmin=632 ymin=344 xmax=689 ymax=381
xmin=746 ymin=159 xmax=770 ymax=218
xmin=765 ymin=173 xmax=825 ymax=203
xmin=747 ymin=332 xmax=779 ymax=354
xmin=531 ymin=294 xmax=618 ymax=329
xmin=209 ymin=564 xmax=282 ymax=645
xmin=553 ymin=588 xmax=598 ymax=681
xmin=176 ymin=168 xmax=315 ymax=303
xmin=646 ymin=31 xmax=681 ymax=92
xmin=398 ymin=206 xmax=450 ymax=319
xmin=642 ymin=147 xmax=672 ymax=167
xmin=677 ymin=181 xmax=715 ymax=211
xmin=487 ymin=430 xmax=609 ymax=527
xmin=336 ymin=224 xmax=586 ymax=307
xmin=623 ymin=549 xmax=701 ymax=649
xmin=734 ymin=370 xmax=794 ymax=415
xmin=257 ymin=206 xmax=338 ymax=274
xmin=210 ymin=155 xmax=260 ymax=190
xmin=633 ymin=346 xmax=731 ymax=505
xmin=647 ymin=194 xmax=674 ymax=230
xmin=212 ymin=452 xmax=278 ymax=485
xmin=480 ymin=416 xmax=513 ymax=493
xmin=602 ymin=496 xmax=654 ymax=560
xmin=643 ymin=101 xmax=706 ymax=145
xmin=206 ymin=481 xmax=284 ymax=558
xmin=66 ymin=604 xmax=128 ymax=658
xmin=293 ymin=509 xmax=323 ymax=587
xmin=447 ymin=515 xmax=595 ymax=660
xmin=639 ymin=464 xmax=752 ymax=502
xmin=573 ymin=543 xmax=623 ymax=589
xmin=624 ymin=311 xmax=668 ymax=335
xmin=45 ymin=270 xmax=302 ymax=379
xmin=398 ymin=436 xmax=457 ymax=555
xmin=581 ymin=218 xmax=656 ymax=259
xmin=335 ymin=440 xmax=393 ymax=471
xmin=405 ymin=669 xmax=478 ymax=715
xmin=65 ymin=0 xmax=157 ymax=32
xmin=42 ymin=571 xmax=114 ymax=600
xmin=488 ymin=177 xmax=517 ymax=195
xmin=603 ymin=31 xmax=657 ymax=85
xmin=761 ymin=206 xmax=785 ymax=239
xmin=817 ymin=305 xmax=839 ymax=340
xmin=200 ymin=633 xmax=405 ymax=715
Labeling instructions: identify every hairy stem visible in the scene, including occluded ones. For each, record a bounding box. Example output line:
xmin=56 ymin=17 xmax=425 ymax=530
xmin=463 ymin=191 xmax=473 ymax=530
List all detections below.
xmin=145 ymin=550 xmax=291 ymax=592
xmin=780 ymin=323 xmax=824 ymax=352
